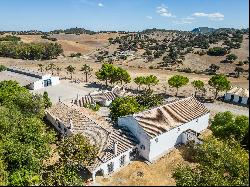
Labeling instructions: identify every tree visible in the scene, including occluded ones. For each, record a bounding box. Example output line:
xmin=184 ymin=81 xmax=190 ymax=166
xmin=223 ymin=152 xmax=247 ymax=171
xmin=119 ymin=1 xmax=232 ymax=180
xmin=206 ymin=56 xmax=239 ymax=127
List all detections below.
xmin=0 ymin=81 xmax=56 ymax=185
xmin=134 ymin=76 xmax=145 ymax=91
xmin=226 ymin=54 xmax=238 ymax=63
xmin=95 ymin=63 xmax=116 ymax=86
xmin=208 ymin=64 xmax=220 ymax=74
xmin=110 ymin=67 xmax=131 ymax=85
xmin=0 ymin=65 xmax=7 ymax=72
xmin=208 ymin=74 xmax=230 ymax=100
xmin=65 ymin=65 xmax=76 ymax=80
xmin=173 ymin=137 xmax=249 ymax=186
xmin=191 ymin=80 xmax=205 ymax=97
xmin=43 ymin=91 xmax=52 ymax=108
xmin=55 ymin=66 xmax=62 ymax=76
xmin=207 ymin=47 xmax=227 ymax=56
xmin=144 ymin=75 xmax=159 ymax=90
xmin=234 ymin=67 xmax=244 ymax=78
xmin=41 ymin=161 xmax=83 ymax=186
xmin=58 ymin=134 xmax=98 ymax=166
xmin=46 ymin=63 xmax=56 ymax=75
xmin=38 ymin=64 xmax=44 ymax=72
xmin=211 ymin=111 xmax=249 ymax=147
xmin=80 ymin=64 xmax=93 ymax=82
xmin=135 ymin=89 xmax=163 ymax=108
xmin=168 ymin=75 xmax=189 ymax=96
xmin=109 ymin=96 xmax=142 ymax=122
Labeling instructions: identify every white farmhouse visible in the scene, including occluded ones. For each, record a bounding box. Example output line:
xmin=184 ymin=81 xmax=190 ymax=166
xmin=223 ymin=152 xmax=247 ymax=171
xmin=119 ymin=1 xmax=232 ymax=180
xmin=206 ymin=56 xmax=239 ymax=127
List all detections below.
xmin=45 ymin=102 xmax=138 ymax=182
xmin=118 ymin=96 xmax=210 ymax=162
xmin=0 ymin=67 xmax=60 ymax=90
xmin=224 ymin=87 xmax=249 ymax=106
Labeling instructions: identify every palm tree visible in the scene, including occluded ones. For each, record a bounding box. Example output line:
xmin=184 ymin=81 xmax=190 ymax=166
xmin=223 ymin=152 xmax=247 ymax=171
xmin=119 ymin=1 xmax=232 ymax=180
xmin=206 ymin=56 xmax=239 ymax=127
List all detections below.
xmin=55 ymin=66 xmax=62 ymax=76
xmin=46 ymin=63 xmax=56 ymax=75
xmin=80 ymin=64 xmax=93 ymax=82
xmin=65 ymin=65 xmax=76 ymax=80
xmin=38 ymin=64 xmax=44 ymax=72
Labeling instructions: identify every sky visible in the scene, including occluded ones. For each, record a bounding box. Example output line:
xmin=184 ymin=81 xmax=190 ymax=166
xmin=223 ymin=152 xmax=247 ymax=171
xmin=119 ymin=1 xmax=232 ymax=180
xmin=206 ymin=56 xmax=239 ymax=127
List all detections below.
xmin=0 ymin=0 xmax=249 ymax=31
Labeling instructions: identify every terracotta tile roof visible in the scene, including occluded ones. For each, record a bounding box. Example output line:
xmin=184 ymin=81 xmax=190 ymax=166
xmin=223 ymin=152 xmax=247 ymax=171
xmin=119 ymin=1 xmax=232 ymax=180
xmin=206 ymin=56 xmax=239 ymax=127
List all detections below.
xmin=133 ymin=96 xmax=209 ymax=138
xmin=46 ymin=102 xmax=138 ymax=172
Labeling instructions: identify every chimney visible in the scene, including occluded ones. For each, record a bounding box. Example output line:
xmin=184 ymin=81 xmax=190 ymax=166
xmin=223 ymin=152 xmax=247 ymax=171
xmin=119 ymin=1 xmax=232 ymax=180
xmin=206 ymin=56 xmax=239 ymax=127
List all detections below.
xmin=113 ymin=141 xmax=118 ymax=155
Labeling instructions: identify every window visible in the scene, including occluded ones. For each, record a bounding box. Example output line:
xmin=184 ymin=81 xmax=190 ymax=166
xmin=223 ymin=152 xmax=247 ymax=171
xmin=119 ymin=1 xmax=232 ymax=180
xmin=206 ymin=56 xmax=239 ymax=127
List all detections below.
xmin=230 ymin=95 xmax=234 ymax=102
xmin=119 ymin=155 xmax=126 ymax=166
xmin=196 ymin=119 xmax=198 ymax=123
xmin=140 ymin=145 xmax=145 ymax=150
xmin=64 ymin=128 xmax=67 ymax=133
xmin=107 ymin=162 xmax=114 ymax=173
xmin=155 ymin=138 xmax=159 ymax=143
xmin=178 ymin=128 xmax=180 ymax=131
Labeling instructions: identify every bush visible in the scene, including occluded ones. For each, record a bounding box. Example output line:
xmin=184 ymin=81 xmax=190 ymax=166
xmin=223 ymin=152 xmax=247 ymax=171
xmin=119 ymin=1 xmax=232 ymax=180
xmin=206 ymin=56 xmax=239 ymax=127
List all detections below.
xmin=0 ymin=65 xmax=7 ymax=72
xmin=207 ymin=47 xmax=227 ymax=56
xmin=84 ymin=103 xmax=100 ymax=111
xmin=149 ymin=65 xmax=154 ymax=69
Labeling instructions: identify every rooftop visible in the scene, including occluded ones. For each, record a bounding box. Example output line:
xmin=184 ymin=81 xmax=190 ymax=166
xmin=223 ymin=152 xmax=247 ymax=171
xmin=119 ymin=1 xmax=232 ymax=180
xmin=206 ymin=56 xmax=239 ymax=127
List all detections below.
xmin=8 ymin=66 xmax=47 ymax=78
xmin=46 ymin=102 xmax=138 ymax=172
xmin=227 ymin=87 xmax=249 ymax=98
xmin=0 ymin=70 xmax=40 ymax=86
xmin=132 ymin=96 xmax=209 ymax=138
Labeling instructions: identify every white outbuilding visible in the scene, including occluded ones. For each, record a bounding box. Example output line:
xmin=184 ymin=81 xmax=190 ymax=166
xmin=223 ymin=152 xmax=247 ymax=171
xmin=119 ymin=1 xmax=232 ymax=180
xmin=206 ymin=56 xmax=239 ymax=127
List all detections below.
xmin=0 ymin=67 xmax=60 ymax=90
xmin=224 ymin=87 xmax=249 ymax=106
xmin=45 ymin=102 xmax=139 ymax=183
xmin=118 ymin=96 xmax=210 ymax=162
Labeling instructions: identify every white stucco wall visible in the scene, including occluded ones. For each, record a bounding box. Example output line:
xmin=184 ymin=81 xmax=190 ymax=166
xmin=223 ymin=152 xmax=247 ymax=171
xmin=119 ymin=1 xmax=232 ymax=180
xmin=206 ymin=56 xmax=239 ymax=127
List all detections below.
xmin=225 ymin=93 xmax=248 ymax=105
xmin=51 ymin=76 xmax=60 ymax=86
xmin=148 ymin=113 xmax=210 ymax=162
xmin=45 ymin=112 xmax=72 ymax=136
xmin=29 ymin=76 xmax=60 ymax=90
xmin=242 ymin=97 xmax=248 ymax=105
xmin=92 ymin=148 xmax=133 ymax=179
xmin=224 ymin=93 xmax=232 ymax=100
xmin=118 ymin=116 xmax=151 ymax=160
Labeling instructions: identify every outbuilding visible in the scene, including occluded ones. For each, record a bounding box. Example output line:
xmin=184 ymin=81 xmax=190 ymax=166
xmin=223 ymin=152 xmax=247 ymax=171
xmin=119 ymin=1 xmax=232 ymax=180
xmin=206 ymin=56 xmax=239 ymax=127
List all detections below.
xmin=0 ymin=67 xmax=60 ymax=90
xmin=118 ymin=96 xmax=210 ymax=162
xmin=224 ymin=86 xmax=249 ymax=106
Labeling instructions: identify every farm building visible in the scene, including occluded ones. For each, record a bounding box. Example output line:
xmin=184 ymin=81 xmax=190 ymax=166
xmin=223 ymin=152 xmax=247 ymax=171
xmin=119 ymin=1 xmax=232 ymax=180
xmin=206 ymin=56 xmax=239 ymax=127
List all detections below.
xmin=45 ymin=102 xmax=139 ymax=182
xmin=45 ymin=96 xmax=209 ymax=182
xmin=224 ymin=87 xmax=249 ymax=106
xmin=118 ymin=96 xmax=210 ymax=162
xmin=0 ymin=67 xmax=60 ymax=90
xmin=73 ymin=85 xmax=133 ymax=107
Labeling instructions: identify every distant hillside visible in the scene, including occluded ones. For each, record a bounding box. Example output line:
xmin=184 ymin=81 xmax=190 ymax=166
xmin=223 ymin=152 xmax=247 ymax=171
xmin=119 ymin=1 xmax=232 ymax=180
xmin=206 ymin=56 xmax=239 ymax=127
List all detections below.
xmin=191 ymin=27 xmax=216 ymax=34
xmin=50 ymin=27 xmax=96 ymax=35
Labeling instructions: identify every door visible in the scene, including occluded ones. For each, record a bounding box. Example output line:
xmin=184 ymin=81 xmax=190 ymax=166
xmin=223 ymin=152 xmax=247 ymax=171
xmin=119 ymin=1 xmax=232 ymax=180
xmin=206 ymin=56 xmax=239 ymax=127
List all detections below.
xmin=230 ymin=94 xmax=234 ymax=102
xmin=44 ymin=79 xmax=52 ymax=87
xmin=238 ymin=96 xmax=242 ymax=104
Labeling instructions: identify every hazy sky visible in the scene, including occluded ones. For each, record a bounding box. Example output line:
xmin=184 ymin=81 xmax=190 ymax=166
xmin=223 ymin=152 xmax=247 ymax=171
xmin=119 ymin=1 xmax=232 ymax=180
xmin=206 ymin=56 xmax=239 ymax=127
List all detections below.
xmin=0 ymin=0 xmax=249 ymax=31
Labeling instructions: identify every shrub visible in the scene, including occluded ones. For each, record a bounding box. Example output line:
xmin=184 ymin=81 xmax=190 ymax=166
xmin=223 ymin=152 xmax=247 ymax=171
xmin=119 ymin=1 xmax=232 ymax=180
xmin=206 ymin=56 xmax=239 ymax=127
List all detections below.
xmin=207 ymin=47 xmax=227 ymax=56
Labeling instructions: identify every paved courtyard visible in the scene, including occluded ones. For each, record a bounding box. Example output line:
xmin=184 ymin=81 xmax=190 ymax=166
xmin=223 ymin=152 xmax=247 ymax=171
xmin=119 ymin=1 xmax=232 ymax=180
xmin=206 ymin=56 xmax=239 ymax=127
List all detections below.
xmin=31 ymin=80 xmax=100 ymax=104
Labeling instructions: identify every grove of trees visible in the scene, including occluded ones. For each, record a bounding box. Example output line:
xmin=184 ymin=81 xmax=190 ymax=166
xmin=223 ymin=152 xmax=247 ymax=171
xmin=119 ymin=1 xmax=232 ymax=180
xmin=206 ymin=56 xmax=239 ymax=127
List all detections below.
xmin=0 ymin=42 xmax=63 ymax=60
xmin=0 ymin=80 xmax=97 ymax=185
